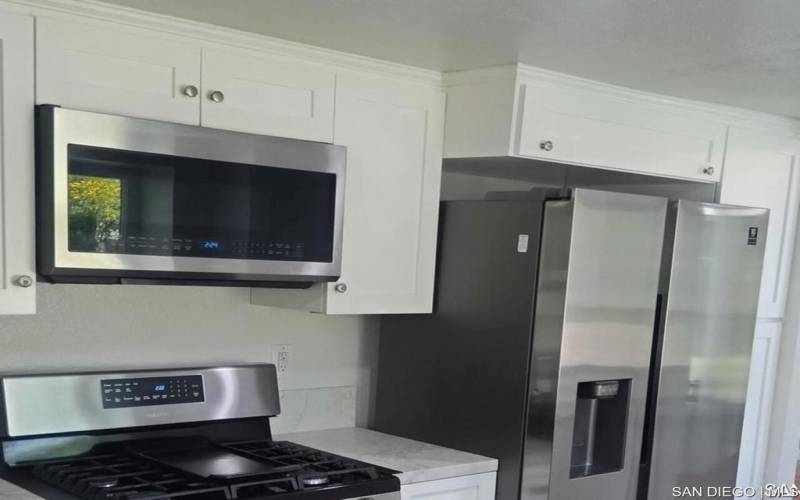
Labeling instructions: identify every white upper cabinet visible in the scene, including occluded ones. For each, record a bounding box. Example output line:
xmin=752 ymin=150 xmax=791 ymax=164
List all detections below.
xmin=252 ymin=72 xmax=445 ymax=314
xmin=36 ymin=17 xmax=201 ymax=124
xmin=0 ymin=12 xmax=36 ymax=315
xmin=33 ymin=11 xmax=444 ymax=315
xmin=325 ymin=72 xmax=444 ymax=314
xmin=720 ymin=127 xmax=800 ymax=319
xmin=516 ymin=82 xmax=726 ymax=181
xmin=35 ymin=17 xmax=336 ymax=142
xmin=444 ymin=65 xmax=727 ymax=182
xmin=201 ymin=48 xmax=335 ymax=141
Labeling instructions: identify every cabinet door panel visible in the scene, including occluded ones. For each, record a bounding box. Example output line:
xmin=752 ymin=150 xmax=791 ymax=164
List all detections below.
xmin=36 ymin=17 xmax=201 ymax=124
xmin=201 ymin=48 xmax=334 ymax=142
xmin=720 ymin=127 xmax=800 ymax=318
xmin=0 ymin=12 xmax=35 ymax=314
xmin=736 ymin=321 xmax=780 ymax=496
xmin=401 ymin=473 xmax=497 ymax=500
xmin=517 ymin=83 xmax=726 ymax=182
xmin=327 ymin=73 xmax=444 ymax=314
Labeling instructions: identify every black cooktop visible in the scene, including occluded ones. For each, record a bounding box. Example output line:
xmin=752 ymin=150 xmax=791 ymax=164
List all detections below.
xmin=5 ymin=440 xmax=399 ymax=500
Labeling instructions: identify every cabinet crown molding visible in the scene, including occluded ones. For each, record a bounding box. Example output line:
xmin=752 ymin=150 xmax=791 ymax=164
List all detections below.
xmin=444 ymin=63 xmax=800 ymax=137
xmin=5 ymin=0 xmax=799 ymax=137
xmin=2 ymin=0 xmax=442 ymax=86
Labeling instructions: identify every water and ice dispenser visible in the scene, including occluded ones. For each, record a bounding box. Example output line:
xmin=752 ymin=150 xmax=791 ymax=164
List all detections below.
xmin=570 ymin=379 xmax=631 ymax=478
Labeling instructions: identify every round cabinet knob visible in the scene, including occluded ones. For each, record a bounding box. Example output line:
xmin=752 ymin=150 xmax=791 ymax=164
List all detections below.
xmin=15 ymin=275 xmax=33 ymax=288
xmin=703 ymin=165 xmax=715 ymax=176
xmin=182 ymin=85 xmax=199 ymax=98
xmin=208 ymin=90 xmax=225 ymax=103
xmin=334 ymin=283 xmax=348 ymax=293
xmin=539 ymin=140 xmax=554 ymax=152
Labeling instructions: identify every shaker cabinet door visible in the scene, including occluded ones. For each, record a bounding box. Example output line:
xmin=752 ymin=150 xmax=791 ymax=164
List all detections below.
xmin=720 ymin=127 xmax=800 ymax=318
xmin=736 ymin=320 xmax=780 ymax=494
xmin=401 ymin=473 xmax=497 ymax=500
xmin=0 ymin=12 xmax=35 ymax=314
xmin=516 ymin=83 xmax=726 ymax=182
xmin=201 ymin=47 xmax=335 ymax=142
xmin=326 ymin=72 xmax=444 ymax=314
xmin=36 ymin=17 xmax=201 ymax=124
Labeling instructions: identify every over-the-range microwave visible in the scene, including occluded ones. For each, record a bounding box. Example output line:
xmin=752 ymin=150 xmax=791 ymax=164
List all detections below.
xmin=36 ymin=105 xmax=346 ymax=287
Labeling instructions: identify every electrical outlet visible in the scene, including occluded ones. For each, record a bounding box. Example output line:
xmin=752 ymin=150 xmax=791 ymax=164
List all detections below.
xmin=273 ymin=344 xmax=291 ymax=378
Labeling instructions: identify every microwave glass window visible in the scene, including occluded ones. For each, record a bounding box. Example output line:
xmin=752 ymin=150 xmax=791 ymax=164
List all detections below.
xmin=66 ymin=144 xmax=337 ymax=262
xmin=68 ymin=175 xmax=122 ymax=252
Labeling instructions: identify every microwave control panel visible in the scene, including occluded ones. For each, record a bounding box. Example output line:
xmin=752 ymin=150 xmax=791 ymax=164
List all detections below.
xmin=101 ymin=375 xmax=204 ymax=409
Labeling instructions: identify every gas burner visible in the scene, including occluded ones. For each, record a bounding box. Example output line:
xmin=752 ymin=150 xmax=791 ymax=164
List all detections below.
xmin=88 ymin=477 xmax=119 ymax=489
xmin=302 ymin=477 xmax=330 ymax=487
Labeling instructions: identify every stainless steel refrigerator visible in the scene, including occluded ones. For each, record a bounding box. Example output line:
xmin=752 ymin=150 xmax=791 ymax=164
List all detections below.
xmin=374 ymin=188 xmax=767 ymax=500
xmin=638 ymin=199 xmax=767 ymax=500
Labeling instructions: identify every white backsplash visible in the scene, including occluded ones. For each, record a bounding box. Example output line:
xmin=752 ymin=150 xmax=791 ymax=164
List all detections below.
xmin=0 ymin=284 xmax=379 ymax=429
xmin=271 ymin=386 xmax=357 ymax=434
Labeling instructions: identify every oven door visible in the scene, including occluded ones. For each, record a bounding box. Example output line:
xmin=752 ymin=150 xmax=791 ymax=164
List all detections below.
xmin=36 ymin=105 xmax=345 ymax=286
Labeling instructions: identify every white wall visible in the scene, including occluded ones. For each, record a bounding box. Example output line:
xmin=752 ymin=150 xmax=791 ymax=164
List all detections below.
xmin=0 ymin=283 xmax=380 ymax=434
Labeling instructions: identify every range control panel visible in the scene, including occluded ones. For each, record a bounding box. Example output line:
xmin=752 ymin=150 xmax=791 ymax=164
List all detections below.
xmin=101 ymin=375 xmax=205 ymax=409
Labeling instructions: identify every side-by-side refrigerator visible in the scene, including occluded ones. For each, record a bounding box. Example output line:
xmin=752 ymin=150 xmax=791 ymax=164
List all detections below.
xmin=639 ymin=200 xmax=767 ymax=500
xmin=374 ymin=188 xmax=767 ymax=500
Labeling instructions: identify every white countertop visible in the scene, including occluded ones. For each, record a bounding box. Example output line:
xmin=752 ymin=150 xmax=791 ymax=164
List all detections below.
xmin=0 ymin=427 xmax=497 ymax=497
xmin=276 ymin=427 xmax=498 ymax=485
xmin=0 ymin=479 xmax=40 ymax=500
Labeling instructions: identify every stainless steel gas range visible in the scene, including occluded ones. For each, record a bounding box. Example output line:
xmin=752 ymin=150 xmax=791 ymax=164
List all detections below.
xmin=0 ymin=364 xmax=399 ymax=500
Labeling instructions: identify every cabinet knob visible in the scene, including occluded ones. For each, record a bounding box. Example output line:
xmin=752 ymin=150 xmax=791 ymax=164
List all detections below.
xmin=703 ymin=165 xmax=715 ymax=176
xmin=208 ymin=90 xmax=225 ymax=103
xmin=15 ymin=275 xmax=33 ymax=288
xmin=539 ymin=140 xmax=554 ymax=152
xmin=182 ymin=85 xmax=199 ymax=98
xmin=334 ymin=283 xmax=348 ymax=293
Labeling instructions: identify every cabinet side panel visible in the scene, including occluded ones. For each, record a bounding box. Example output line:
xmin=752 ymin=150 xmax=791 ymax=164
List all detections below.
xmin=443 ymin=77 xmax=516 ymax=158
xmin=326 ymin=73 xmax=444 ymax=314
xmin=0 ymin=13 xmax=36 ymax=314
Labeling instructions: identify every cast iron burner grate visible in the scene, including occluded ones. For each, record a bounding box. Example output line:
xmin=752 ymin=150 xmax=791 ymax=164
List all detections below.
xmin=220 ymin=441 xmax=383 ymax=493
xmin=27 ymin=441 xmax=395 ymax=500
xmin=32 ymin=453 xmax=229 ymax=499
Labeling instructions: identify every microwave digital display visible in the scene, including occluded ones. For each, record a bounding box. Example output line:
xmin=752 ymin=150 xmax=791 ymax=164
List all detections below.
xmin=66 ymin=144 xmax=337 ymax=263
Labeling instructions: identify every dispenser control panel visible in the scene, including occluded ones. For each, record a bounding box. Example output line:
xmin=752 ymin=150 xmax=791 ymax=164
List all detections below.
xmin=101 ymin=375 xmax=204 ymax=408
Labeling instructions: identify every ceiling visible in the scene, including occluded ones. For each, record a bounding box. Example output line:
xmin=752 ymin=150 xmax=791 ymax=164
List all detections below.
xmin=96 ymin=0 xmax=800 ymax=118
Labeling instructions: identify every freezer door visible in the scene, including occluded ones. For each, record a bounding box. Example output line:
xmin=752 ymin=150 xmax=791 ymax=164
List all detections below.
xmin=645 ymin=201 xmax=768 ymax=500
xmin=522 ymin=189 xmax=667 ymax=500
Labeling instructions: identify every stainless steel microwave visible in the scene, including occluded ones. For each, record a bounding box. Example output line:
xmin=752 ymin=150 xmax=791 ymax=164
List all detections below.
xmin=36 ymin=106 xmax=346 ymax=287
